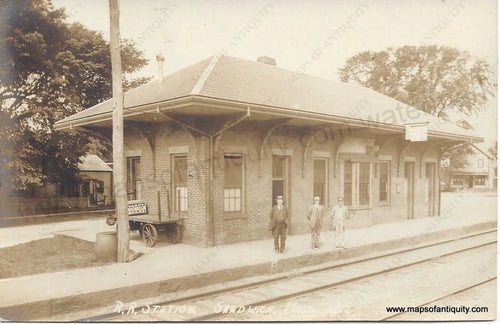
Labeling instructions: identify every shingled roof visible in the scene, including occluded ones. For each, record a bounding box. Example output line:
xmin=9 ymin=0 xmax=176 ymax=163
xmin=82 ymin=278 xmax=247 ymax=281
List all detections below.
xmin=55 ymin=55 xmax=481 ymax=141
xmin=78 ymin=154 xmax=112 ymax=172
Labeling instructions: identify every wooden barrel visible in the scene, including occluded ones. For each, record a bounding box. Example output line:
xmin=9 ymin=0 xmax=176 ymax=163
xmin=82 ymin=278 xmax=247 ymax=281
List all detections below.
xmin=95 ymin=231 xmax=117 ymax=262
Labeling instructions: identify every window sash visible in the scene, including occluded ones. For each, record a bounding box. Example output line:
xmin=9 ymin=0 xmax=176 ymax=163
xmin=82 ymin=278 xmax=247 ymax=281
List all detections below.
xmin=173 ymin=156 xmax=188 ymax=212
xmin=344 ymin=161 xmax=353 ymax=206
xmin=313 ymin=159 xmax=328 ymax=205
xmin=224 ymin=155 xmax=244 ymax=212
xmin=379 ymin=162 xmax=390 ymax=203
xmin=343 ymin=160 xmax=371 ymax=207
xmin=126 ymin=157 xmax=141 ymax=200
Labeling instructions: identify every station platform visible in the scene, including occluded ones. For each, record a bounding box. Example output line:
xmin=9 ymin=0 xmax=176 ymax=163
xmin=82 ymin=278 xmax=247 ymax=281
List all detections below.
xmin=0 ymin=193 xmax=496 ymax=320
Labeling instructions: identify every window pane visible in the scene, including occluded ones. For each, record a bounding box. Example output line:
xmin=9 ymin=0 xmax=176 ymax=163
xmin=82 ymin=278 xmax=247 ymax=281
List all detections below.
xmin=272 ymin=156 xmax=284 ymax=178
xmin=313 ymin=159 xmax=327 ymax=202
xmin=224 ymin=188 xmax=241 ymax=212
xmin=314 ymin=183 xmax=325 ymax=201
xmin=127 ymin=157 xmax=140 ymax=200
xmin=344 ymin=161 xmax=352 ymax=206
xmin=224 ymin=156 xmax=243 ymax=212
xmin=359 ymin=162 xmax=370 ymax=205
xmin=379 ymin=162 xmax=389 ymax=202
xmin=272 ymin=180 xmax=284 ymax=204
xmin=225 ymin=156 xmax=242 ymax=187
xmin=133 ymin=159 xmax=140 ymax=178
xmin=173 ymin=156 xmax=187 ymax=211
xmin=175 ymin=186 xmax=187 ymax=211
xmin=314 ymin=159 xmax=326 ymax=184
xmin=174 ymin=156 xmax=187 ymax=186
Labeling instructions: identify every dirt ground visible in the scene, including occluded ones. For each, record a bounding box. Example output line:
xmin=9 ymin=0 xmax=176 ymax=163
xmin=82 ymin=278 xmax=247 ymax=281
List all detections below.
xmin=0 ymin=235 xmax=112 ymax=278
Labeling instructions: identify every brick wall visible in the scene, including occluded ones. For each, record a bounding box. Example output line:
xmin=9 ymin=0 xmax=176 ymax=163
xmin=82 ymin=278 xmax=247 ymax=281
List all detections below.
xmin=123 ymin=120 xmax=441 ymax=247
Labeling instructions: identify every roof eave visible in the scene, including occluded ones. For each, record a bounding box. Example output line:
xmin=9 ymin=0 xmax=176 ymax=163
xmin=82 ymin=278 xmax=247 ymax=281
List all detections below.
xmin=54 ymin=95 xmax=483 ymax=143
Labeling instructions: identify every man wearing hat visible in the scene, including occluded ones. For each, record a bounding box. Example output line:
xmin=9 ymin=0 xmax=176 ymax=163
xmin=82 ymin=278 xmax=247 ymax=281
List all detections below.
xmin=269 ymin=195 xmax=288 ymax=253
xmin=330 ymin=197 xmax=349 ymax=248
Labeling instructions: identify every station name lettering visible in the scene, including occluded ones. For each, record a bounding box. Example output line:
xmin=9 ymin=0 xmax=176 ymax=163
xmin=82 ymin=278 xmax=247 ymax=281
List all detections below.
xmin=114 ymin=301 xmax=196 ymax=315
xmin=214 ymin=302 xmax=274 ymax=314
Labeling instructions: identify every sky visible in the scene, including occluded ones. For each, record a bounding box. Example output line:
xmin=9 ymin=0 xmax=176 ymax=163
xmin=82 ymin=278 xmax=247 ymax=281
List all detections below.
xmin=52 ymin=0 xmax=498 ymax=147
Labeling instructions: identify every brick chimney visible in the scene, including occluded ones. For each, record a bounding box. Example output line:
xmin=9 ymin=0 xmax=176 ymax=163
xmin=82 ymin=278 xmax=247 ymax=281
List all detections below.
xmin=257 ymin=56 xmax=276 ymax=66
xmin=156 ymin=53 xmax=165 ymax=81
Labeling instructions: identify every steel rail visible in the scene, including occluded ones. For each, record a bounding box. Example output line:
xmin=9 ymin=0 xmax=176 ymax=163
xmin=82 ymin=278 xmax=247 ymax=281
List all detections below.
xmin=193 ymin=240 xmax=496 ymax=321
xmin=77 ymin=229 xmax=496 ymax=322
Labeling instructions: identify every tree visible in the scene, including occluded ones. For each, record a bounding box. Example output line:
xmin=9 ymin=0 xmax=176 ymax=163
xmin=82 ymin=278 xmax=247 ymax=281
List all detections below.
xmin=0 ymin=0 xmax=151 ymax=192
xmin=339 ymin=45 xmax=495 ymax=186
xmin=339 ymin=45 xmax=494 ymax=120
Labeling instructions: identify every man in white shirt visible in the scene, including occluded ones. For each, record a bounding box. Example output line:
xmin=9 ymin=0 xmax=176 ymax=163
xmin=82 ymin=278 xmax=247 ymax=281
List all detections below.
xmin=331 ymin=197 xmax=348 ymax=248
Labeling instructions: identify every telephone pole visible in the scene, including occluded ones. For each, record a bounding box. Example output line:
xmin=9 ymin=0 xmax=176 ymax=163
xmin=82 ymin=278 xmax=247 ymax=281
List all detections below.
xmin=109 ymin=0 xmax=129 ymax=262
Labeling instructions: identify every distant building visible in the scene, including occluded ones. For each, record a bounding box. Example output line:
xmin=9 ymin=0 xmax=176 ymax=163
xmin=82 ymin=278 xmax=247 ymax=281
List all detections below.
xmin=55 ymin=55 xmax=482 ymax=246
xmin=34 ymin=154 xmax=113 ymax=206
xmin=449 ymin=144 xmax=495 ymax=191
xmin=77 ymin=154 xmax=114 ymax=206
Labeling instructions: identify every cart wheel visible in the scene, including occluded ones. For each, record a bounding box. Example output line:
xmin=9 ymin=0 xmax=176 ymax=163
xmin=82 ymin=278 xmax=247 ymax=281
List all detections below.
xmin=142 ymin=224 xmax=158 ymax=247
xmin=165 ymin=224 xmax=182 ymax=244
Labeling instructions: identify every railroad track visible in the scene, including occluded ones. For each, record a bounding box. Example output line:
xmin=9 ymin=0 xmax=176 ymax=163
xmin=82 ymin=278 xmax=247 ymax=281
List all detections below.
xmin=78 ymin=229 xmax=496 ymax=321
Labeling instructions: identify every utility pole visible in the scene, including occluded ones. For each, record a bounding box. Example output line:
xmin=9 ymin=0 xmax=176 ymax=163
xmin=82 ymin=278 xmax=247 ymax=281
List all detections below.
xmin=109 ymin=0 xmax=129 ymax=262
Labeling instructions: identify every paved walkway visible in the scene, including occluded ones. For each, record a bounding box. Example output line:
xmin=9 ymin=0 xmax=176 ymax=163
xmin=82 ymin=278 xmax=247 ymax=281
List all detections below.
xmin=0 ymin=192 xmax=496 ymax=312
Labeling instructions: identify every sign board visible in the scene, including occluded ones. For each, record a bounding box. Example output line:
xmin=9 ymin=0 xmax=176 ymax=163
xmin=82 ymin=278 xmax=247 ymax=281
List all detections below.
xmin=128 ymin=200 xmax=147 ymax=215
xmin=405 ymin=122 xmax=429 ymax=142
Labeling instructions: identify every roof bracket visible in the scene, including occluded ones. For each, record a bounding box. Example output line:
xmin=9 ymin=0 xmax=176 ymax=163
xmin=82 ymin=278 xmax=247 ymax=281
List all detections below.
xmin=258 ymin=118 xmax=291 ymax=177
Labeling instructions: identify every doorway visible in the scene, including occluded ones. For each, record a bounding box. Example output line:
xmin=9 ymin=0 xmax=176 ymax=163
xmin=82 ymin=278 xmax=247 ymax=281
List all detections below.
xmin=272 ymin=155 xmax=291 ymax=229
xmin=272 ymin=155 xmax=291 ymax=205
xmin=404 ymin=162 xmax=415 ymax=219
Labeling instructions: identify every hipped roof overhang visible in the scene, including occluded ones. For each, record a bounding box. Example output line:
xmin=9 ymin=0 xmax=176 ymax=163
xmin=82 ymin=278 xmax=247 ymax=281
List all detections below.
xmin=54 ymin=94 xmax=482 ymax=143
xmin=54 ymin=55 xmax=483 ymax=143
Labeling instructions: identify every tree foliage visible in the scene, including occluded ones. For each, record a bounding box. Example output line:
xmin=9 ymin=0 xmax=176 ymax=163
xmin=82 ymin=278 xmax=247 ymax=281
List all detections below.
xmin=339 ymin=45 xmax=495 ymax=183
xmin=339 ymin=45 xmax=494 ymax=121
xmin=0 ymin=0 xmax=151 ymax=192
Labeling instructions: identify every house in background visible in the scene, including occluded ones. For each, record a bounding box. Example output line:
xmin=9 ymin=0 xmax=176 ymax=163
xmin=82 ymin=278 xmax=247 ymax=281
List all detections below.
xmin=449 ymin=144 xmax=496 ymax=191
xmin=77 ymin=154 xmax=114 ymax=206
xmin=55 ymin=55 xmax=482 ymax=246
xmin=1 ymin=154 xmax=113 ymax=217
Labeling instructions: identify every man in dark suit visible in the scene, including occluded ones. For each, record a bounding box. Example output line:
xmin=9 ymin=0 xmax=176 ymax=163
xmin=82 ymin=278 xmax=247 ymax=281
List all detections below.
xmin=269 ymin=195 xmax=288 ymax=254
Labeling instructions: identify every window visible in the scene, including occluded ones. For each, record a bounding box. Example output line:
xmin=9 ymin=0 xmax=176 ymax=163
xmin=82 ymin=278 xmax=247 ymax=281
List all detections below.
xmin=453 ymin=177 xmax=464 ymax=186
xmin=272 ymin=156 xmax=289 ymax=206
xmin=96 ymin=180 xmax=104 ymax=194
xmin=343 ymin=160 xmax=371 ymax=207
xmin=344 ymin=161 xmax=353 ymax=206
xmin=126 ymin=157 xmax=141 ymax=200
xmin=224 ymin=155 xmax=243 ymax=212
xmin=474 ymin=176 xmax=486 ymax=186
xmin=379 ymin=162 xmax=390 ymax=203
xmin=173 ymin=156 xmax=188 ymax=212
xmin=313 ymin=159 xmax=328 ymax=205
xmin=82 ymin=181 xmax=90 ymax=197
xmin=359 ymin=163 xmax=370 ymax=205
xmin=478 ymin=159 xmax=484 ymax=168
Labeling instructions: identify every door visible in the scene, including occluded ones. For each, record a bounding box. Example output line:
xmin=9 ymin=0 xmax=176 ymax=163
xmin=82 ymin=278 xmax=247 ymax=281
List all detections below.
xmin=404 ymin=162 xmax=415 ymax=219
xmin=425 ymin=163 xmax=436 ymax=216
xmin=272 ymin=155 xmax=291 ymax=229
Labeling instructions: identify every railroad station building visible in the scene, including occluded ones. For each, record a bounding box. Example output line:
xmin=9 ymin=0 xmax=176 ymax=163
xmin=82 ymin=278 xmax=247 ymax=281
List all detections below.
xmin=55 ymin=55 xmax=482 ymax=247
